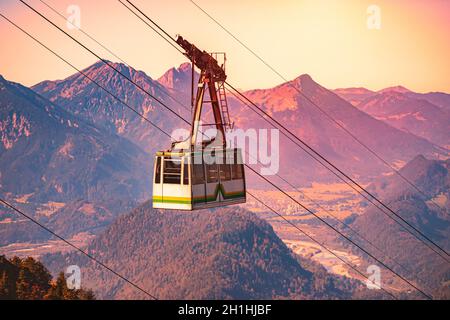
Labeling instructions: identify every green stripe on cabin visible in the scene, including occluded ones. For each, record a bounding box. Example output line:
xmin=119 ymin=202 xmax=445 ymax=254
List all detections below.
xmin=152 ymin=196 xmax=191 ymax=204
xmin=153 ymin=184 xmax=245 ymax=205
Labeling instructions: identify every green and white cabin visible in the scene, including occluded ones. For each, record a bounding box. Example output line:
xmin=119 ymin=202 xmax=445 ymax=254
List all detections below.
xmin=153 ymin=149 xmax=246 ymax=210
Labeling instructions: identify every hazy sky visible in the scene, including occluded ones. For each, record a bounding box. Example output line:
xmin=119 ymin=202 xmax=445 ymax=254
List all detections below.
xmin=1 ymin=0 xmax=449 ymax=92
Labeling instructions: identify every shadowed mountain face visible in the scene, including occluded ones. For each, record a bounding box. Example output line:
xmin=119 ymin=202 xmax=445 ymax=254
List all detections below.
xmin=406 ymin=91 xmax=450 ymax=114
xmin=32 ymin=61 xmax=190 ymax=153
xmin=0 ymin=75 xmax=152 ymax=244
xmin=0 ymin=75 xmax=150 ymax=204
xmin=368 ymin=155 xmax=449 ymax=203
xmin=42 ymin=204 xmax=360 ymax=300
xmin=352 ymin=155 xmax=450 ymax=292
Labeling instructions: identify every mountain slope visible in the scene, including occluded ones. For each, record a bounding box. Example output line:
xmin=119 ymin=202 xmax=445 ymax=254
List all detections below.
xmin=336 ymin=85 xmax=450 ymax=114
xmin=157 ymin=62 xmax=197 ymax=94
xmin=356 ymin=91 xmax=450 ymax=147
xmin=32 ymin=61 xmax=189 ymax=153
xmin=0 ymin=75 xmax=150 ymax=204
xmin=351 ymin=155 xmax=450 ymax=292
xmin=406 ymin=91 xmax=450 ymax=114
xmin=333 ymin=87 xmax=376 ymax=106
xmin=0 ymin=75 xmax=152 ymax=244
xmin=42 ymin=204 xmax=359 ymax=299
xmin=45 ymin=200 xmax=114 ymax=238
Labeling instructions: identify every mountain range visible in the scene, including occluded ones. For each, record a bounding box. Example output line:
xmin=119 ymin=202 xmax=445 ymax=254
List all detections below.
xmin=159 ymin=65 xmax=448 ymax=179
xmin=0 ymin=73 xmax=152 ymax=202
xmin=0 ymin=74 xmax=150 ymax=244
xmin=335 ymin=87 xmax=450 ymax=147
xmin=335 ymin=85 xmax=450 ymax=114
xmin=230 ymin=75 xmax=445 ymax=181
xmin=30 ymin=62 xmax=449 ymax=183
xmin=32 ymin=61 xmax=189 ymax=154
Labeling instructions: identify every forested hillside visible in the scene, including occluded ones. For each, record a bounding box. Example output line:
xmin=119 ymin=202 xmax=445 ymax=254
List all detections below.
xmin=43 ymin=203 xmax=366 ymax=299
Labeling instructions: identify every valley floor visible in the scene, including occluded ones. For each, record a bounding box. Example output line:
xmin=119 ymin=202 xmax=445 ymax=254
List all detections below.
xmin=0 ymin=232 xmax=94 ymax=258
xmin=0 ymin=182 xmax=411 ymax=294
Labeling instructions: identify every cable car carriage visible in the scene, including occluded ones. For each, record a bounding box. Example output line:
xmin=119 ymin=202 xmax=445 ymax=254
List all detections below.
xmin=152 ymin=36 xmax=246 ymax=210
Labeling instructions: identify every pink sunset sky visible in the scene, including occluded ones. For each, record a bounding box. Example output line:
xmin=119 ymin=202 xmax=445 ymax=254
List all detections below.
xmin=0 ymin=0 xmax=449 ymax=93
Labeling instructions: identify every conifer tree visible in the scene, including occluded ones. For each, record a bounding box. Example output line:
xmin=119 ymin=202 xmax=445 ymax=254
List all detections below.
xmin=0 ymin=256 xmax=95 ymax=300
xmin=16 ymin=268 xmax=32 ymax=300
xmin=0 ymin=272 xmax=13 ymax=299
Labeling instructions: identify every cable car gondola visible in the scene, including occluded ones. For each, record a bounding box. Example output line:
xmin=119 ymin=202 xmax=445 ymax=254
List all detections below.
xmin=152 ymin=36 xmax=246 ymax=210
